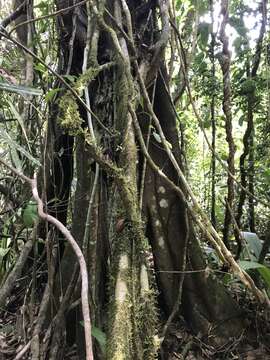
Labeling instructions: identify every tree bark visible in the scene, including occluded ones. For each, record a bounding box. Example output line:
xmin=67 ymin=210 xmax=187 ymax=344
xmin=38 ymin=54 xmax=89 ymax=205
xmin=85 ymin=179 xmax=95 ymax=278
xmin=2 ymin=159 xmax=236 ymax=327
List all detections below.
xmin=32 ymin=0 xmax=248 ymax=357
xmin=142 ymin=73 xmax=244 ymax=344
xmin=219 ymin=0 xmax=236 ymax=249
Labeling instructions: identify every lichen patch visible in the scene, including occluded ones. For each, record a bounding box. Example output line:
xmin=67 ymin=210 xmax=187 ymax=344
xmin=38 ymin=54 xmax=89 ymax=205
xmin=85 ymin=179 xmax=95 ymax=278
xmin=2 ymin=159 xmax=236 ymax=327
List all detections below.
xmin=158 ymin=237 xmax=165 ymax=248
xmin=158 ymin=186 xmax=166 ymax=194
xmin=159 ymin=199 xmax=168 ymax=208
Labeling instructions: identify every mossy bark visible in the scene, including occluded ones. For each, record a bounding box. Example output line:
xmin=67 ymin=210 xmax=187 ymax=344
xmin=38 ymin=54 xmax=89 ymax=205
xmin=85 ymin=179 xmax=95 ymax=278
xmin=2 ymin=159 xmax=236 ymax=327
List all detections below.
xmin=43 ymin=1 xmax=247 ymax=359
xmin=106 ymin=116 xmax=157 ymax=359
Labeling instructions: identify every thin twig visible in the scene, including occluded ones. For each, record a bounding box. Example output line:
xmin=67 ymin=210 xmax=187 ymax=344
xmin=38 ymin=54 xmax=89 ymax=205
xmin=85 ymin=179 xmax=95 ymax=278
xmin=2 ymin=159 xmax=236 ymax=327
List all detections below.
xmin=170 ymin=20 xmax=270 ymax=209
xmin=0 ymin=30 xmax=113 ymax=135
xmin=160 ymin=210 xmax=189 ymax=353
xmin=129 ymin=102 xmax=270 ymax=307
xmin=14 ymin=340 xmax=31 ymax=360
xmin=0 ymin=158 xmax=94 ymax=360
xmin=6 ymin=0 xmax=90 ymax=36
xmin=0 ymin=237 xmax=33 ymax=309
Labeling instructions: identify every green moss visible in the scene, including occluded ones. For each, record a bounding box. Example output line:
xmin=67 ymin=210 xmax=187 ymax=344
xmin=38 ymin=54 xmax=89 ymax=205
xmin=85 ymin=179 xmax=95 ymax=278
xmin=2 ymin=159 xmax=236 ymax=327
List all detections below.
xmin=58 ymin=93 xmax=83 ymax=135
xmin=58 ymin=66 xmax=103 ymax=135
xmin=113 ymin=66 xmax=135 ymax=138
xmin=107 ymin=229 xmax=134 ymax=359
xmin=137 ymin=290 xmax=159 ymax=359
xmin=107 ymin=298 xmax=134 ymax=360
xmin=107 ymin=219 xmax=158 ymax=359
xmin=75 ymin=67 xmax=100 ymax=94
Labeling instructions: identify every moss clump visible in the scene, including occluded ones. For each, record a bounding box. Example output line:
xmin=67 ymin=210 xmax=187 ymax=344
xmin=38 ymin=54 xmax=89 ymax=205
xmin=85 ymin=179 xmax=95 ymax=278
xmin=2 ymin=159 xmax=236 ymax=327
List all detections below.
xmin=59 ymin=93 xmax=83 ymax=135
xmin=107 ymin=298 xmax=134 ymax=360
xmin=107 ymin=219 xmax=158 ymax=360
xmin=136 ymin=289 xmax=159 ymax=359
xmin=58 ymin=66 xmax=101 ymax=135
xmin=75 ymin=67 xmax=100 ymax=94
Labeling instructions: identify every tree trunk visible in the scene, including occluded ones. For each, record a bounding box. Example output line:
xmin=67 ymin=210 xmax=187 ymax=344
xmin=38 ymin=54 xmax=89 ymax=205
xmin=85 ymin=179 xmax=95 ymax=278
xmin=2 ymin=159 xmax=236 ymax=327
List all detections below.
xmin=219 ymin=0 xmax=236 ymax=249
xmin=39 ymin=0 xmax=246 ymax=357
xmin=210 ymin=0 xmax=216 ymax=229
xmin=142 ymin=73 xmax=244 ymax=344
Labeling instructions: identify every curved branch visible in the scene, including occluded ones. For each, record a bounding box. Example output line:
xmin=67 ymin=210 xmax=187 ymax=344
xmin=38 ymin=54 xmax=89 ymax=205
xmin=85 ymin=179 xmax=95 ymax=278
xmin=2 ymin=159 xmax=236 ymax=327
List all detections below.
xmin=0 ymin=158 xmax=93 ymax=360
xmin=31 ymin=176 xmax=93 ymax=360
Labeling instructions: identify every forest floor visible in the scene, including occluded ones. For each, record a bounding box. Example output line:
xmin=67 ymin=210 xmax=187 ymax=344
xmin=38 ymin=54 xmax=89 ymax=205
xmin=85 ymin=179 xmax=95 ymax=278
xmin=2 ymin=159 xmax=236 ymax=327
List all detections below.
xmin=164 ymin=282 xmax=270 ymax=360
xmin=0 ymin=280 xmax=269 ymax=359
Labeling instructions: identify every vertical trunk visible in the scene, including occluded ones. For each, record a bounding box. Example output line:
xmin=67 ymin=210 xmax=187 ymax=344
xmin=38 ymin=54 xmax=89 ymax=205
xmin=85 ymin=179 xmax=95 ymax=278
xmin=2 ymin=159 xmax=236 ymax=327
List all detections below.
xmin=219 ymin=0 xmax=236 ymax=248
xmin=143 ymin=73 xmax=244 ymax=342
xmin=237 ymin=80 xmax=256 ymax=235
xmin=236 ymin=0 xmax=266 ymax=237
xmin=235 ymin=89 xmax=252 ymax=256
xmin=210 ymin=0 xmax=216 ymax=228
xmin=248 ymin=129 xmax=255 ymax=232
xmin=34 ymin=1 xmax=246 ymax=357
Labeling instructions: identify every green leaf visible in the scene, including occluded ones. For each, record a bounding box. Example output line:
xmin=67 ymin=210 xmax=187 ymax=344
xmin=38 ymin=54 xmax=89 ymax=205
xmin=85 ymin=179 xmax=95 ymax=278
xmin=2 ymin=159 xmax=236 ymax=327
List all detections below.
xmin=23 ymin=202 xmax=38 ymax=228
xmin=34 ymin=63 xmax=46 ymax=74
xmin=91 ymin=326 xmax=107 ymax=354
xmin=80 ymin=323 xmax=107 ymax=354
xmin=257 ymin=267 xmax=270 ymax=289
xmin=238 ymin=260 xmax=265 ymax=271
xmin=240 ymin=79 xmax=256 ymax=95
xmin=263 ymin=168 xmax=270 ymax=184
xmin=239 ymin=261 xmax=270 ymax=289
xmin=0 ymin=82 xmax=42 ymax=96
xmin=0 ymin=128 xmax=41 ymax=167
xmin=8 ymin=101 xmax=31 ymax=151
xmin=238 ymin=115 xmax=245 ymax=126
xmin=45 ymin=88 xmax=62 ymax=102
xmin=241 ymin=232 xmax=262 ymax=260
xmin=229 ymin=16 xmax=247 ymax=37
xmin=0 ymin=248 xmax=10 ymax=268
xmin=63 ymin=75 xmax=76 ymax=83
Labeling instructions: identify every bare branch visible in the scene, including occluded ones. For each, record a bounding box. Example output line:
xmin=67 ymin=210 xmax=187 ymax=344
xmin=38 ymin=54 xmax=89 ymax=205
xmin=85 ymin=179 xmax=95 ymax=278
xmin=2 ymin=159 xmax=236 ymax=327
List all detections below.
xmin=0 ymin=158 xmax=94 ymax=360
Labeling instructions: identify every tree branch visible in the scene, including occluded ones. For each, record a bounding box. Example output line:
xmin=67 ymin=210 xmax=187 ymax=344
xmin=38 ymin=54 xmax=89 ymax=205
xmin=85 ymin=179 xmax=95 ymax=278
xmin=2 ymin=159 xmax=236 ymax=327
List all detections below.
xmin=0 ymin=158 xmax=94 ymax=360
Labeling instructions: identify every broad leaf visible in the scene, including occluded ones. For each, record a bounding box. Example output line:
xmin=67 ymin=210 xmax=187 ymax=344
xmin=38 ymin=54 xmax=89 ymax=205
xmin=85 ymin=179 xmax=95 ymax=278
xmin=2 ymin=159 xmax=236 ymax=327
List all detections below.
xmin=0 ymin=128 xmax=41 ymax=167
xmin=238 ymin=260 xmax=265 ymax=271
xmin=91 ymin=326 xmax=107 ymax=354
xmin=23 ymin=202 xmax=38 ymax=228
xmin=239 ymin=261 xmax=270 ymax=289
xmin=257 ymin=267 xmax=270 ymax=290
xmin=0 ymin=82 xmax=42 ymax=96
xmin=80 ymin=323 xmax=107 ymax=354
xmin=8 ymin=101 xmax=31 ymax=150
xmin=241 ymin=232 xmax=262 ymax=260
